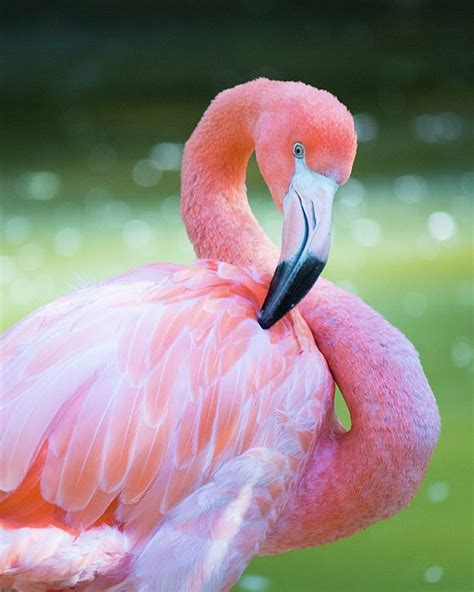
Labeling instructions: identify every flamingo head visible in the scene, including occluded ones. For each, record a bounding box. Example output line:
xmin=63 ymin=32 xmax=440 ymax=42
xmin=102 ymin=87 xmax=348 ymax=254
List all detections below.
xmin=254 ymin=81 xmax=357 ymax=329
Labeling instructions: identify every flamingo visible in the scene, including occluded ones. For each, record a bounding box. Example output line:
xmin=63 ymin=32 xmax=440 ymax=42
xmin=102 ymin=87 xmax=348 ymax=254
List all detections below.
xmin=0 ymin=78 xmax=440 ymax=592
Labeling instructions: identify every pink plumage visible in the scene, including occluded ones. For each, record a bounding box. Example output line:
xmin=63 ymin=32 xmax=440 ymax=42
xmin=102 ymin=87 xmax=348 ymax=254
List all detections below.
xmin=0 ymin=79 xmax=440 ymax=591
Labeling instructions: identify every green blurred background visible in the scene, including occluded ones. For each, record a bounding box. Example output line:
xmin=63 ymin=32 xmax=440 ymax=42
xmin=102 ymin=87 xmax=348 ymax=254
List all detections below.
xmin=0 ymin=2 xmax=472 ymax=590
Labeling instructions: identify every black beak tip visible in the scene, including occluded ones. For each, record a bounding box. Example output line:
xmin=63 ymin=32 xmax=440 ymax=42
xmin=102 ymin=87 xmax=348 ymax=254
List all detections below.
xmin=257 ymin=255 xmax=327 ymax=331
xmin=257 ymin=310 xmax=274 ymax=330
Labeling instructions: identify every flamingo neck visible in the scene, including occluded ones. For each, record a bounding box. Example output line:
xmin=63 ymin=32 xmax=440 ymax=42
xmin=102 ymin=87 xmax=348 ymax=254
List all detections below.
xmin=263 ymin=281 xmax=440 ymax=552
xmin=181 ymin=79 xmax=278 ymax=272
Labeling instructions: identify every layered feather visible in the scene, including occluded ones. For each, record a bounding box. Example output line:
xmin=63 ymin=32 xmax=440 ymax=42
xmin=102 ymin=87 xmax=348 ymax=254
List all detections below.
xmin=0 ymin=261 xmax=329 ymax=550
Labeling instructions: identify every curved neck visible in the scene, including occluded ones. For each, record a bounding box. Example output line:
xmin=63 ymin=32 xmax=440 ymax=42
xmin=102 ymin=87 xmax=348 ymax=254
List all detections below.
xmin=180 ymin=83 xmax=440 ymax=552
xmin=181 ymin=80 xmax=278 ymax=271
xmin=263 ymin=282 xmax=440 ymax=552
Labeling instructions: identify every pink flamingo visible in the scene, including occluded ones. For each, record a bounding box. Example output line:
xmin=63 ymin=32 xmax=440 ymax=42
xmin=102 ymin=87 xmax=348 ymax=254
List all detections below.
xmin=0 ymin=79 xmax=439 ymax=591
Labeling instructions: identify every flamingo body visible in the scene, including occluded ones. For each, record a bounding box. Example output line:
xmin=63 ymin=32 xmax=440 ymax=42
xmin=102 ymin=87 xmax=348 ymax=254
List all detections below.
xmin=0 ymin=78 xmax=439 ymax=591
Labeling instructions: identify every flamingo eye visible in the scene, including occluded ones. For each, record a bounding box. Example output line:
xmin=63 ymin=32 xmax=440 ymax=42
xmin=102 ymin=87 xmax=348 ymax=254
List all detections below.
xmin=292 ymin=142 xmax=305 ymax=159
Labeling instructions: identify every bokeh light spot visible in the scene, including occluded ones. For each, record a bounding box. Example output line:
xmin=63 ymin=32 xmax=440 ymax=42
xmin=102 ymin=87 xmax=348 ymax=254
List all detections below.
xmin=17 ymin=171 xmax=61 ymax=201
xmin=424 ymin=566 xmax=444 ymax=583
xmin=4 ymin=216 xmax=32 ymax=245
xmin=238 ymin=574 xmax=271 ymax=591
xmin=133 ymin=159 xmax=162 ymax=188
xmin=339 ymin=178 xmax=366 ymax=207
xmin=352 ymin=218 xmax=380 ymax=247
xmin=393 ymin=175 xmax=427 ymax=204
xmin=55 ymin=227 xmax=82 ymax=257
xmin=412 ymin=113 xmax=463 ymax=143
xmin=427 ymin=481 xmax=450 ymax=503
xmin=123 ymin=219 xmax=152 ymax=249
xmin=451 ymin=339 xmax=473 ymax=368
xmin=354 ymin=113 xmax=378 ymax=142
xmin=150 ymin=142 xmax=183 ymax=171
xmin=427 ymin=211 xmax=457 ymax=241
xmin=98 ymin=200 xmax=131 ymax=229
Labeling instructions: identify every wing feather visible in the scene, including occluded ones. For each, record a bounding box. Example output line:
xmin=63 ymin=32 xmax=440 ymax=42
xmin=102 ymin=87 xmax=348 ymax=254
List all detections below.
xmin=100 ymin=379 xmax=143 ymax=494
xmin=56 ymin=370 xmax=118 ymax=510
xmin=0 ymin=261 xmax=329 ymax=544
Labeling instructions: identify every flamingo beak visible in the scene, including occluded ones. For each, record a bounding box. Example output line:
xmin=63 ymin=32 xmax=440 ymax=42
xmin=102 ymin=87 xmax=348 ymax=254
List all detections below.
xmin=258 ymin=160 xmax=338 ymax=329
